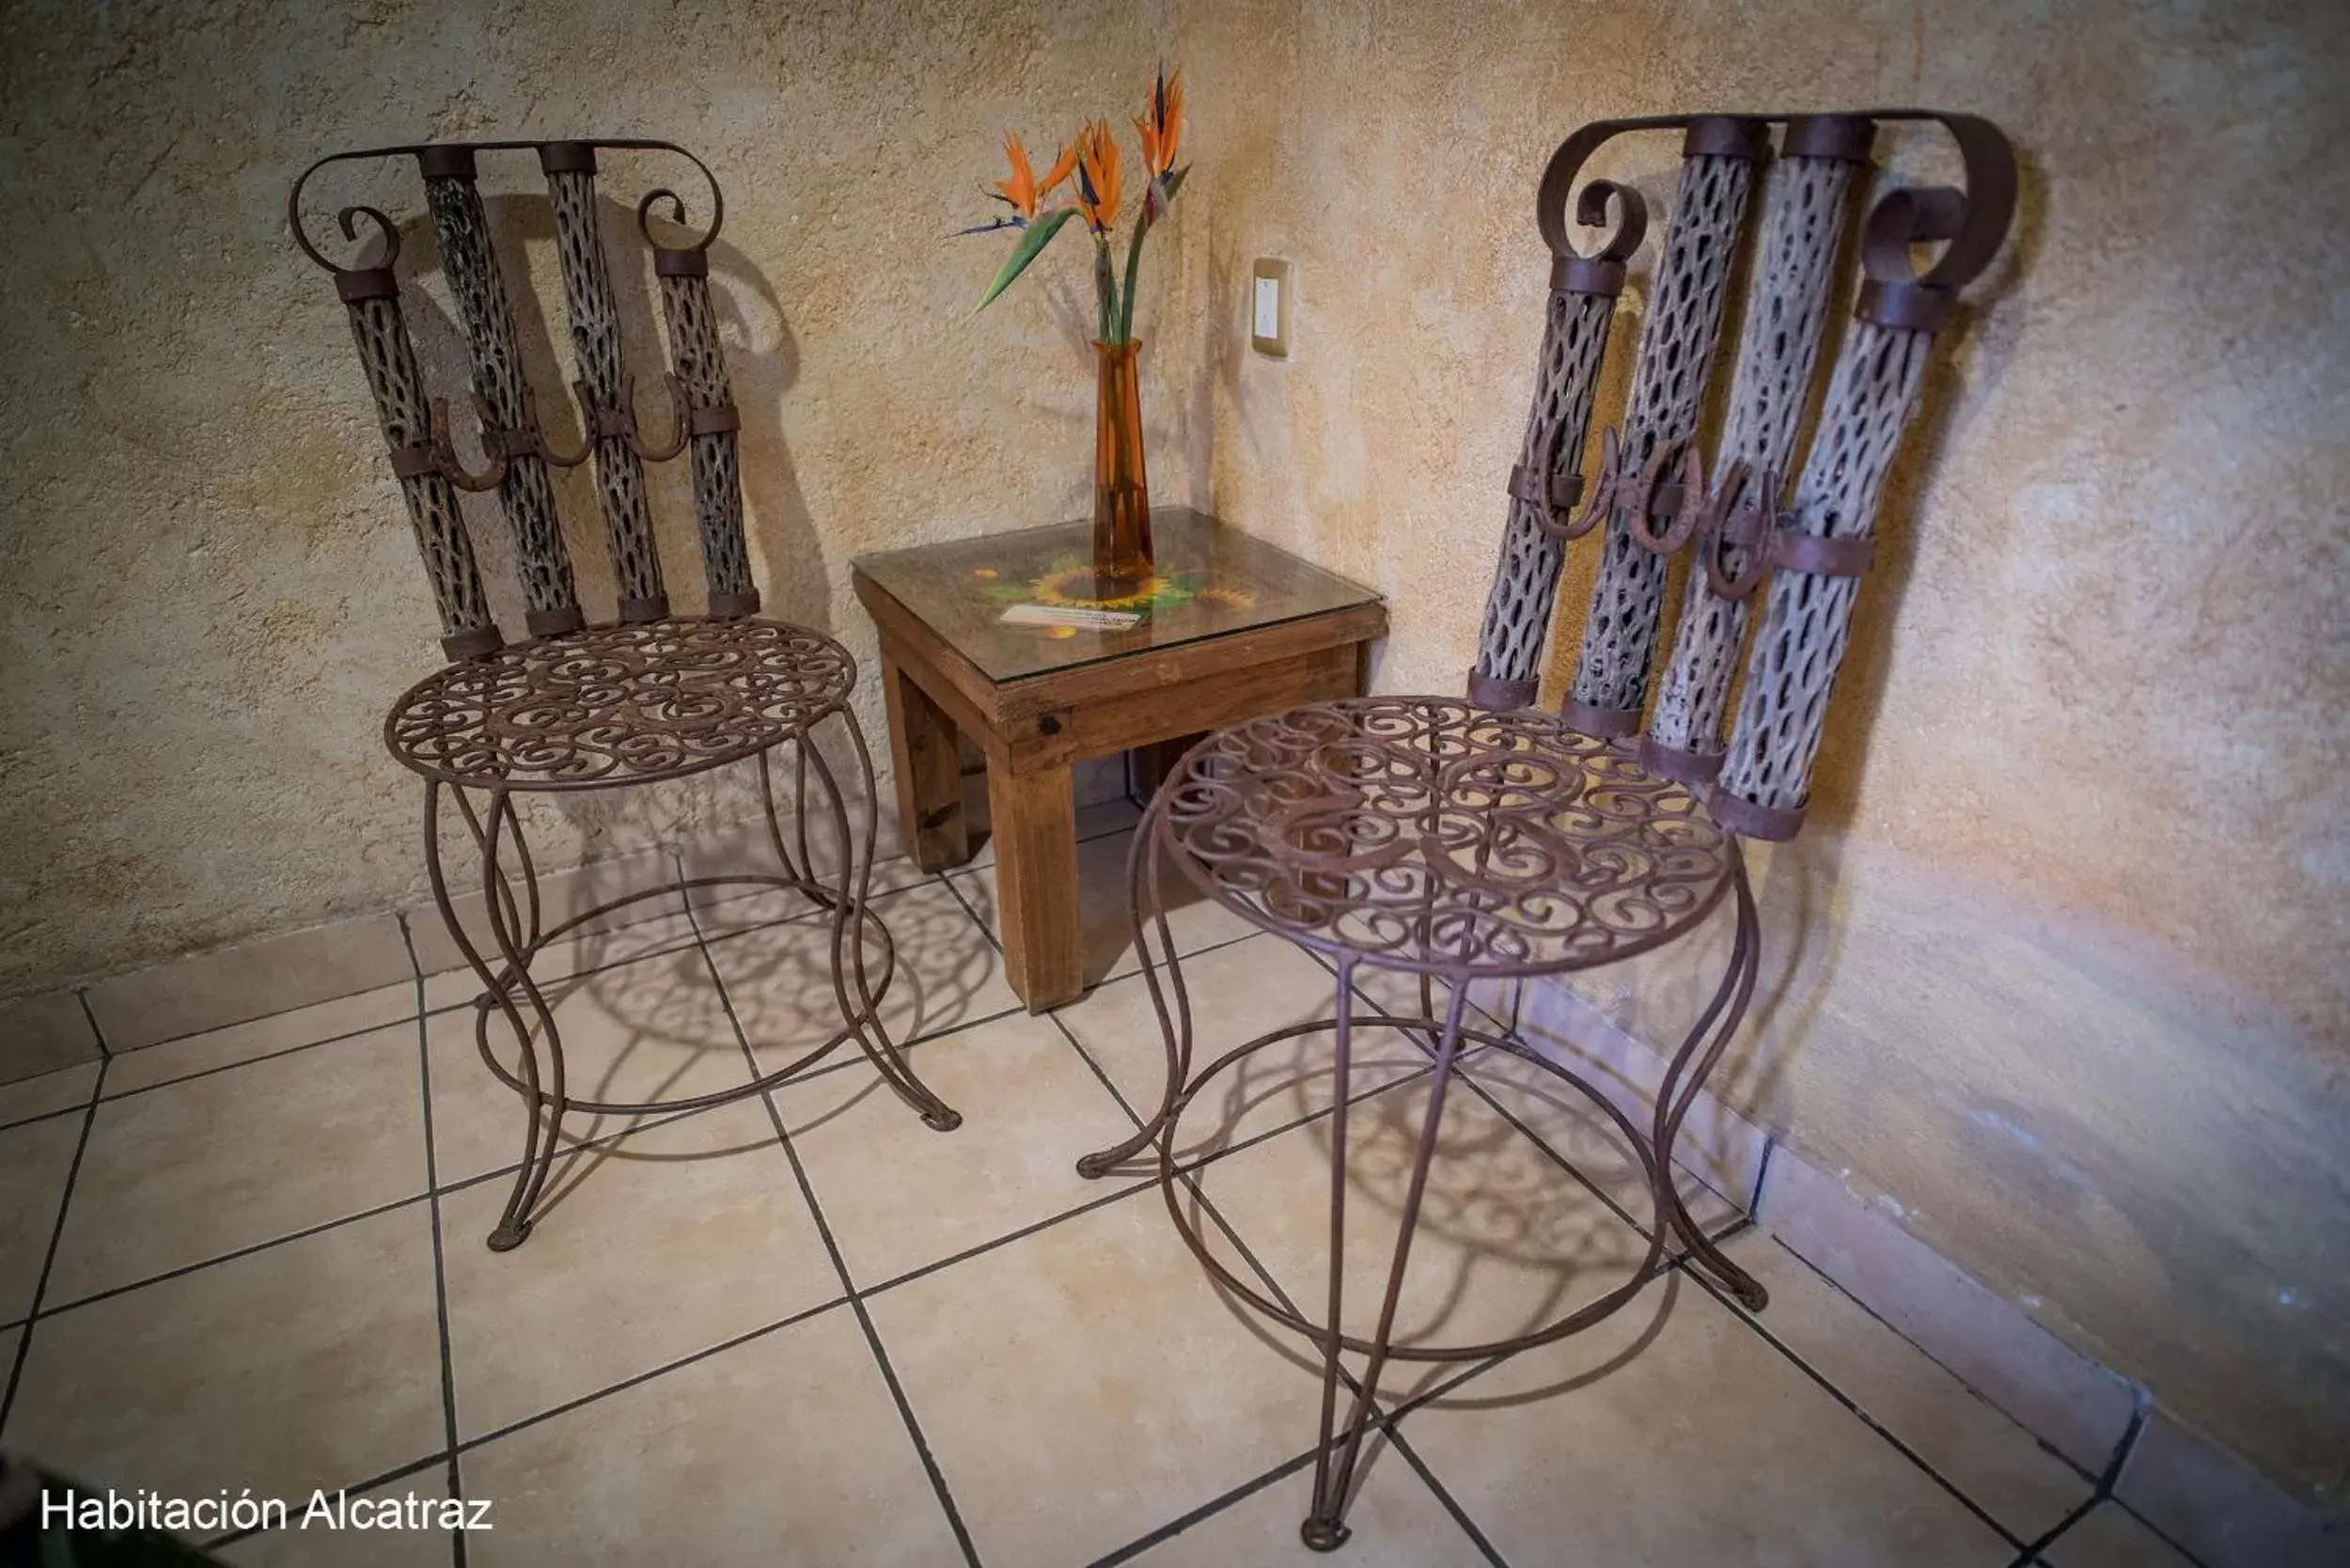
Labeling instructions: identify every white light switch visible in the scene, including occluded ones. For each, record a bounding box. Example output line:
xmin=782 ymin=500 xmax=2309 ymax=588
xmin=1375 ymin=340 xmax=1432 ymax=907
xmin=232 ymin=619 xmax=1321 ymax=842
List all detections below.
xmin=1250 ymin=258 xmax=1291 ymax=357
xmin=1253 ymin=275 xmax=1280 ymax=337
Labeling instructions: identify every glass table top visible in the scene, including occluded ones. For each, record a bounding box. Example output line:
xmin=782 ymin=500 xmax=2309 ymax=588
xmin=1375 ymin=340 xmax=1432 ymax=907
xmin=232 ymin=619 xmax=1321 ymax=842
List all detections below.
xmin=852 ymin=509 xmax=1383 ymax=683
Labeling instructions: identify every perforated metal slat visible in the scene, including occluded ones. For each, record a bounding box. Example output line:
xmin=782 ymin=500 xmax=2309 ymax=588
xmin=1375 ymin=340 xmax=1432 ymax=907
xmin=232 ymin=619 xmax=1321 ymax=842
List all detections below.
xmin=1563 ymin=146 xmax=1756 ymax=730
xmin=1647 ymin=149 xmax=1862 ymax=768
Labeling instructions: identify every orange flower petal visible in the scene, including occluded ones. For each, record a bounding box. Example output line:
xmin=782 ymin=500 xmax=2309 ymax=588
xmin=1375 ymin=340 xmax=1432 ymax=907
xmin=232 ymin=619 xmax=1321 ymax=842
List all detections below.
xmin=997 ymin=130 xmax=1040 ymax=217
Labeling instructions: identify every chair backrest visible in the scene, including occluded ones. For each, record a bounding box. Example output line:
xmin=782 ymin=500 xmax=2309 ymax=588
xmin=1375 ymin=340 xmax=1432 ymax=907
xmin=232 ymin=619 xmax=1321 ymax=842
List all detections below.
xmin=290 ymin=138 xmax=758 ymax=664
xmin=1467 ymin=110 xmax=2015 ymax=839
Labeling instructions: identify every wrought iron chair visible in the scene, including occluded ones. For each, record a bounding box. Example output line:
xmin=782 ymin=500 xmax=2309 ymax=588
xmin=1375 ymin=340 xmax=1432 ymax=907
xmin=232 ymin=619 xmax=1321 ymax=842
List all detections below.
xmin=1077 ymin=110 xmax=2015 ymax=1549
xmin=290 ymin=139 xmax=960 ymax=1252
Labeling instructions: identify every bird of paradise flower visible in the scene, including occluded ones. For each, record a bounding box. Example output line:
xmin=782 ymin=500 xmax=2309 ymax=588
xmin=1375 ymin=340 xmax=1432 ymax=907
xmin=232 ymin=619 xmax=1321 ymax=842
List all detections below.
xmin=960 ymin=67 xmax=1187 ymax=346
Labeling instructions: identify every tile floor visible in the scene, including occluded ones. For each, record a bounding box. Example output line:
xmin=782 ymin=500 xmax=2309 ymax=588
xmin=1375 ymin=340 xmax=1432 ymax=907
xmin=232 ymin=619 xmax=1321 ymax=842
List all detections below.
xmin=0 ymin=802 xmax=2205 ymax=1565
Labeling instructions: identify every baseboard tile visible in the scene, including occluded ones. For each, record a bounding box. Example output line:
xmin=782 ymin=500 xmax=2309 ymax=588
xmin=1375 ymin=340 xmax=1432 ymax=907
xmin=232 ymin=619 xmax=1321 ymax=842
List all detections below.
xmin=81 ymin=910 xmax=412 ymax=1058
xmin=1753 ymin=1138 xmax=2138 ymax=1479
xmin=2116 ymin=1404 xmax=2346 ymax=1568
xmin=1513 ymin=972 xmax=2335 ymax=1568
xmin=0 ymin=989 xmax=104 ymax=1085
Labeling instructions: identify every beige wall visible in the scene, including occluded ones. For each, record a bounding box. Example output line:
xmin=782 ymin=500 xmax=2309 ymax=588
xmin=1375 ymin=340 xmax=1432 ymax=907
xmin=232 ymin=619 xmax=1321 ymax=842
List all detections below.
xmin=1161 ymin=0 xmax=2350 ymax=1507
xmin=3 ymin=0 xmax=2344 ymax=1510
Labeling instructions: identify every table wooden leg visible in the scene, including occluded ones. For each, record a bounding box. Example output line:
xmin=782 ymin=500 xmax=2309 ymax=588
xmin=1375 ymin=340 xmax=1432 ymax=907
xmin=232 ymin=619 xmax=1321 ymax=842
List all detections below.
xmin=987 ymin=760 xmax=1081 ymax=1011
xmin=882 ymin=658 xmax=970 ymax=872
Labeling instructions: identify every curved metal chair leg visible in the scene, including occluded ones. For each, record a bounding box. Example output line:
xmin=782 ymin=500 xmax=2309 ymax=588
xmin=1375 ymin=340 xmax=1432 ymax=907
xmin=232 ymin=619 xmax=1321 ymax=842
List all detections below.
xmin=1651 ymin=849 xmax=1767 ymax=1309
xmin=429 ymin=783 xmax=569 ymax=1252
xmin=806 ymin=718 xmax=960 ymax=1132
xmin=1077 ymin=803 xmax=1191 ymax=1177
xmin=1304 ymin=980 xmax=1473 ymax=1549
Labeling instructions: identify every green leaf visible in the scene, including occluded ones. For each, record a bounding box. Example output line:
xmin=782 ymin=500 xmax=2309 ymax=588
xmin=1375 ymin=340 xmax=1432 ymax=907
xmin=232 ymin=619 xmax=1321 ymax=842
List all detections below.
xmin=973 ymin=208 xmax=1079 ymax=314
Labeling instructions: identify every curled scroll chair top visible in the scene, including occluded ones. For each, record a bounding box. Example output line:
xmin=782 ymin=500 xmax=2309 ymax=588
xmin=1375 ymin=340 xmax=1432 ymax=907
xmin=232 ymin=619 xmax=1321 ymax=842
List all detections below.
xmin=384 ymin=618 xmax=855 ymax=792
xmin=1154 ymin=698 xmax=1735 ymax=980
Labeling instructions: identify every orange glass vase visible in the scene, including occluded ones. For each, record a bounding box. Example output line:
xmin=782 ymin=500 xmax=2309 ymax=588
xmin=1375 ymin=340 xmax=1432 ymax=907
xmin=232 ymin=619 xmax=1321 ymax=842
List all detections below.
xmin=1091 ymin=338 xmax=1153 ymax=596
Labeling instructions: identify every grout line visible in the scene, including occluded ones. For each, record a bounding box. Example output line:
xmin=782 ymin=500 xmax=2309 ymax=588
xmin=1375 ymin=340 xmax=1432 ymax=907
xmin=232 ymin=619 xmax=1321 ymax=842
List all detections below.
xmin=2011 ymin=1406 xmax=2210 ymax=1568
xmin=29 ymin=1191 xmax=436 ymax=1322
xmin=1753 ymin=1231 xmax=2107 ymax=1488
xmin=0 ymin=1049 xmax=108 ymax=1432
xmin=693 ymin=917 xmax=985 ymax=1568
xmin=399 ymin=916 xmax=472 ymax=1568
xmin=861 ymin=1177 xmax=1161 ymax=1302
xmin=1385 ymin=1431 xmax=1513 ymax=1568
xmin=76 ymin=986 xmax=113 ymax=1058
xmin=1679 ymin=1250 xmax=2027 ymax=1551
xmin=0 ymin=1095 xmax=105 ymax=1138
xmin=200 ymin=1449 xmax=452 ymax=1554
xmin=1085 ymin=1450 xmax=1321 ymax=1567
xmin=1749 ymin=1134 xmax=1779 ymax=1223
xmin=90 ymin=1007 xmax=422 ymax=1108
xmin=451 ymin=1294 xmax=850 ymax=1457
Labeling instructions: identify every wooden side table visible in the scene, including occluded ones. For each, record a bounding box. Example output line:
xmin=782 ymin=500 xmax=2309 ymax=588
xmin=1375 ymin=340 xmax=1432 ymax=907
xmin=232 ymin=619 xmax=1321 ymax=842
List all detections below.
xmin=852 ymin=508 xmax=1386 ymax=1011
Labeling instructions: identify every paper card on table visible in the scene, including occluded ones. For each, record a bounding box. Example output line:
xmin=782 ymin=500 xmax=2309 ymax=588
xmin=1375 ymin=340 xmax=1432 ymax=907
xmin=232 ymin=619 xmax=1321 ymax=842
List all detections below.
xmin=999 ymin=604 xmax=1142 ymax=630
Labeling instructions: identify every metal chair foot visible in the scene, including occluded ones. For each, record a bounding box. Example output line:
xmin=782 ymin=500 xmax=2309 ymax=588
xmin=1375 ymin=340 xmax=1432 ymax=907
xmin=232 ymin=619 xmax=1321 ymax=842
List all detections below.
xmin=486 ymin=1221 xmax=532 ymax=1253
xmin=1300 ymin=1516 xmax=1351 ymax=1553
xmin=922 ymin=1107 xmax=964 ymax=1133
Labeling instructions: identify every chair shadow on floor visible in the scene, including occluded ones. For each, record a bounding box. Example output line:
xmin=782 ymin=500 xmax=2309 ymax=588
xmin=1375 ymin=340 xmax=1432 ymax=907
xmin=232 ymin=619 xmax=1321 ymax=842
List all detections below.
xmin=447 ymin=873 xmax=999 ymax=1223
xmin=1171 ymin=1025 xmax=1688 ymax=1513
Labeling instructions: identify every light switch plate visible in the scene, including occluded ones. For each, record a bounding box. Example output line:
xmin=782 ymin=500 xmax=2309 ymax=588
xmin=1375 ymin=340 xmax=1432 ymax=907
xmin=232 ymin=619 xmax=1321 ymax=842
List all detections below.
xmin=1250 ymin=258 xmax=1291 ymax=357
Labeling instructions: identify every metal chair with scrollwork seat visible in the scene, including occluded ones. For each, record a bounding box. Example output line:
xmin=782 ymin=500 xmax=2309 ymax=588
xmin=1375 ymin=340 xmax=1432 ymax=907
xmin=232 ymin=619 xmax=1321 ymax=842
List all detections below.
xmin=290 ymin=139 xmax=962 ymax=1252
xmin=1076 ymin=111 xmax=2015 ymax=1550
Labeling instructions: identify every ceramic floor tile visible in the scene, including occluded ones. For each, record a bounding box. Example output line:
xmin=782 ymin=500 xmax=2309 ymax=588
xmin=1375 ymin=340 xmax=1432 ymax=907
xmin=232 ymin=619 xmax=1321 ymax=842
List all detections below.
xmin=687 ymin=853 xmax=933 ymax=942
xmin=708 ymin=881 xmax=1018 ymax=1060
xmin=425 ymin=944 xmax=760 ymax=1187
xmin=0 ymin=1061 xmax=97 ymax=1127
xmin=1191 ymin=1066 xmax=1658 ymax=1393
xmin=2039 ymin=1499 xmax=2199 ymax=1568
xmin=463 ymin=1305 xmax=962 ymax=1567
xmin=7 ymin=1204 xmax=444 ymax=1503
xmin=47 ymin=1023 xmax=427 ymax=1304
xmin=948 ymin=825 xmax=1264 ymax=991
xmin=217 ymin=1469 xmax=453 ymax=1567
xmin=0 ymin=1113 xmax=79 ymax=1323
xmin=1398 ymin=1274 xmax=2016 ymax=1566
xmin=1461 ymin=1044 xmax=1743 ymax=1244
xmin=440 ymin=1101 xmax=838 ymax=1439
xmin=772 ymin=1010 xmax=1134 ymax=1287
xmin=102 ymin=980 xmax=417 ymax=1097
xmin=1057 ymin=933 xmax=1435 ymax=1165
xmin=867 ymin=1189 xmax=1336 ymax=1568
xmin=1721 ymin=1229 xmax=2094 ymax=1541
xmin=1120 ymin=1451 xmax=1492 ymax=1567
xmin=419 ymin=904 xmax=703 ymax=1014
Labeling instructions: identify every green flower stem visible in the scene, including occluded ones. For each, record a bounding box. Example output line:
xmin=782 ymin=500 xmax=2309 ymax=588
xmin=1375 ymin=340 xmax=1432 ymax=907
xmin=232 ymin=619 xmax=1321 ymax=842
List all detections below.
xmin=1116 ymin=206 xmax=1152 ymax=345
xmin=1092 ymin=232 xmax=1117 ymax=344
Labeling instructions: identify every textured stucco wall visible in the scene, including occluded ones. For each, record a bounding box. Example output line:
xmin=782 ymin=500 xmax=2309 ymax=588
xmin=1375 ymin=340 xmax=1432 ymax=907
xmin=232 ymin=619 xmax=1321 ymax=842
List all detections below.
xmin=1161 ymin=0 xmax=2350 ymax=1506
xmin=0 ymin=0 xmax=1198 ymax=994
